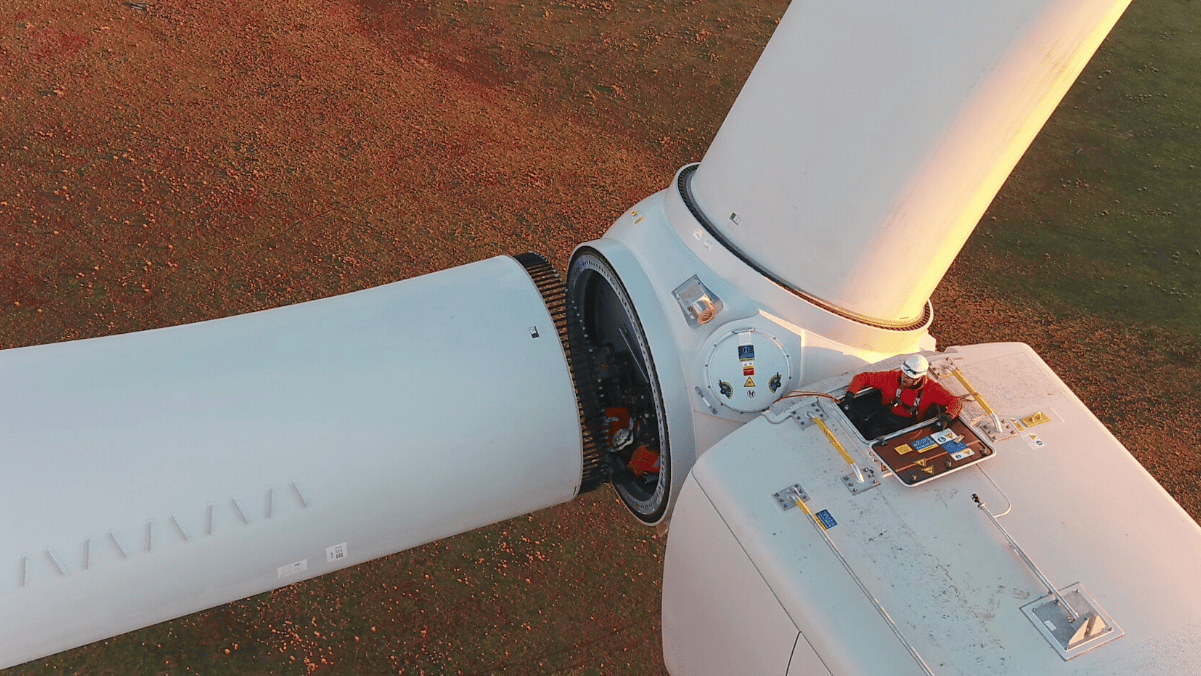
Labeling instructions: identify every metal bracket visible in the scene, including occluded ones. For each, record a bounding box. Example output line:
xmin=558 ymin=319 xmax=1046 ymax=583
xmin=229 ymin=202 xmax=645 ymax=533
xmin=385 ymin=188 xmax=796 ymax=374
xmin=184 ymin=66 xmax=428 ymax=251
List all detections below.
xmin=773 ymin=484 xmax=810 ymax=511
xmin=973 ymin=415 xmax=1018 ymax=443
xmin=842 ymin=465 xmax=880 ymax=495
xmin=694 ymin=386 xmax=718 ymax=415
xmin=1021 ymin=583 xmax=1123 ymax=660
xmin=789 ymin=401 xmax=822 ymax=430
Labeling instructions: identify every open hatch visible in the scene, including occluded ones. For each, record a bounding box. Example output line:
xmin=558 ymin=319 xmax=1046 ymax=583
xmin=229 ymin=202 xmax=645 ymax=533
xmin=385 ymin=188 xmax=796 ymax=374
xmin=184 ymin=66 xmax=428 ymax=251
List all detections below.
xmin=841 ymin=388 xmax=996 ymax=486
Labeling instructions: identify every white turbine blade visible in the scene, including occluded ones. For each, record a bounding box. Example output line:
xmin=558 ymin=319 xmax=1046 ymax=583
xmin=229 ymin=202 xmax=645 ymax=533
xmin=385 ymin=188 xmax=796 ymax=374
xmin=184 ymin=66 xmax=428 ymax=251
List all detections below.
xmin=690 ymin=0 xmax=1131 ymax=326
xmin=0 ymin=255 xmax=585 ymax=669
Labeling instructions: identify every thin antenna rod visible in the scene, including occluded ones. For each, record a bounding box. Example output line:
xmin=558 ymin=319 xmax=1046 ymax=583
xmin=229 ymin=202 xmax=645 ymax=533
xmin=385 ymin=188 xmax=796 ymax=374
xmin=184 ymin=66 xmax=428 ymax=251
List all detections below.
xmin=972 ymin=494 xmax=1079 ymax=621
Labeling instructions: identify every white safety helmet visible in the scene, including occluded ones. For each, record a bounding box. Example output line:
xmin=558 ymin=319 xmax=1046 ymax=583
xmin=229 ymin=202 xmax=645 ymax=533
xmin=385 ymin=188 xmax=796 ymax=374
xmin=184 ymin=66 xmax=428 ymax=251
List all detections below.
xmin=901 ymin=354 xmax=929 ymax=379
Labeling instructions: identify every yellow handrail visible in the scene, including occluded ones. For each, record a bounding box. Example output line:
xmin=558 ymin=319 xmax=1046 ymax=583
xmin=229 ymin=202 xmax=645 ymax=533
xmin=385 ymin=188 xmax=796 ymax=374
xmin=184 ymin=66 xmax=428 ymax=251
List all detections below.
xmin=792 ymin=492 xmax=827 ymax=530
xmin=949 ymin=368 xmax=994 ymax=416
xmin=813 ymin=416 xmax=856 ymax=469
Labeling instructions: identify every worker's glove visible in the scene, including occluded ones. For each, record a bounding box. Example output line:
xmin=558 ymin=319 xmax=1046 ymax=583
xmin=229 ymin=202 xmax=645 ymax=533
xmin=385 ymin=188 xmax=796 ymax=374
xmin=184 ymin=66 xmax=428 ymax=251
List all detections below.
xmin=934 ymin=413 xmax=953 ymax=431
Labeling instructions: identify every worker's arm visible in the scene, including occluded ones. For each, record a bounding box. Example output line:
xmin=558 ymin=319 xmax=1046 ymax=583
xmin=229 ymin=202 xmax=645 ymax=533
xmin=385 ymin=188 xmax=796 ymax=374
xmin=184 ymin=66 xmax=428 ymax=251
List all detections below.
xmin=847 ymin=372 xmax=871 ymax=394
xmin=924 ymin=381 xmax=964 ymax=418
xmin=843 ymin=370 xmax=893 ymax=410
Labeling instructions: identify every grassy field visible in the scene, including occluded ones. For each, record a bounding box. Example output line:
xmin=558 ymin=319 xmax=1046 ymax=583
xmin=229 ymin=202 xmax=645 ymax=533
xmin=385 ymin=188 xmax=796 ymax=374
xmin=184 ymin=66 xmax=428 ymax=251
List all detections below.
xmin=961 ymin=0 xmax=1200 ymax=333
xmin=1 ymin=0 xmax=1197 ymax=674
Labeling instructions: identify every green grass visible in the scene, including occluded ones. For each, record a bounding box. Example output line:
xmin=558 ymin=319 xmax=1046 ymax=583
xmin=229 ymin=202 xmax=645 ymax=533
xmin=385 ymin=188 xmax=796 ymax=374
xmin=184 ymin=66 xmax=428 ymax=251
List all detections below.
xmin=961 ymin=0 xmax=1201 ymax=333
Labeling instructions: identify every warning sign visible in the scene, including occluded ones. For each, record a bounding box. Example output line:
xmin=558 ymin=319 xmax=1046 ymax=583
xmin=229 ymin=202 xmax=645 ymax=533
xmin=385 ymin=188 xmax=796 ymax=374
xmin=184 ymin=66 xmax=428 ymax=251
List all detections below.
xmin=743 ymin=365 xmax=755 ymax=376
xmin=744 ymin=377 xmax=755 ymax=388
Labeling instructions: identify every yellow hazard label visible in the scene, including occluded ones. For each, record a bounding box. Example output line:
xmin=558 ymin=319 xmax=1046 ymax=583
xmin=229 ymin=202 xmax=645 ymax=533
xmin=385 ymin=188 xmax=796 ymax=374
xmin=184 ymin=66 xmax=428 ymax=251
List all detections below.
xmin=922 ymin=465 xmax=935 ymax=474
xmin=744 ymin=377 xmax=755 ymax=388
xmin=895 ymin=444 xmax=914 ymax=456
xmin=915 ymin=458 xmax=928 ymax=468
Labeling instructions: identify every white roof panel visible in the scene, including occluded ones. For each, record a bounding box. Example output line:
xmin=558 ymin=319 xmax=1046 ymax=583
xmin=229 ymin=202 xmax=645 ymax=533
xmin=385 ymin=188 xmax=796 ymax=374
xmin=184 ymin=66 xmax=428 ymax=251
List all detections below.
xmin=688 ymin=343 xmax=1201 ymax=675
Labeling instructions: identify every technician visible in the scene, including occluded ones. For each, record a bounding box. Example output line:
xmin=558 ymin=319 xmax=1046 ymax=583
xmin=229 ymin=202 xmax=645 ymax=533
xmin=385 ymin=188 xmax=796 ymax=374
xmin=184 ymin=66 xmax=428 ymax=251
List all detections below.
xmin=842 ymin=355 xmax=963 ymax=438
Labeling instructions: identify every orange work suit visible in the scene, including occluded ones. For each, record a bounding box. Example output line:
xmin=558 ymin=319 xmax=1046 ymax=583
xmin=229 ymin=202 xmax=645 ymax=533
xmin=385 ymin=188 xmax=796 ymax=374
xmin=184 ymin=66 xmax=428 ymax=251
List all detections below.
xmin=847 ymin=370 xmax=963 ymax=420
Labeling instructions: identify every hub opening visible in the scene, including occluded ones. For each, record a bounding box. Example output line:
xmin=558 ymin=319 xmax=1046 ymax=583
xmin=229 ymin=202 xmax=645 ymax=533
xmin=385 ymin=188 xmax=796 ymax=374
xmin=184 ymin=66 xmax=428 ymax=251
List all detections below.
xmin=566 ymin=248 xmax=671 ymax=523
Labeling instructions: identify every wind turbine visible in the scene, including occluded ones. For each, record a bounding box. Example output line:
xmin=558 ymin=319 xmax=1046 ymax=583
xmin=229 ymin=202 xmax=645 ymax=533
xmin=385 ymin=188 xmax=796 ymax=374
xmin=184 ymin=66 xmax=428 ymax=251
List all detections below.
xmin=3 ymin=0 xmax=1199 ymax=673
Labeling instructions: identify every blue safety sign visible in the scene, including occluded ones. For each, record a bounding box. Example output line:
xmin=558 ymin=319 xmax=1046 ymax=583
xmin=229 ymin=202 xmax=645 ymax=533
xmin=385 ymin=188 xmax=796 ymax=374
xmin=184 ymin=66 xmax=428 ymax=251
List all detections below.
xmin=815 ymin=509 xmax=837 ymax=530
xmin=911 ymin=437 xmax=936 ymax=452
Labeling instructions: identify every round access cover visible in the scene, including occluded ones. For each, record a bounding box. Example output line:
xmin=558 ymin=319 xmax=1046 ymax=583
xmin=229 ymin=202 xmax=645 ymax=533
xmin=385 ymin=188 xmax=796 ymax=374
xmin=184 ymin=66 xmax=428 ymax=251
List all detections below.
xmin=704 ymin=329 xmax=792 ymax=414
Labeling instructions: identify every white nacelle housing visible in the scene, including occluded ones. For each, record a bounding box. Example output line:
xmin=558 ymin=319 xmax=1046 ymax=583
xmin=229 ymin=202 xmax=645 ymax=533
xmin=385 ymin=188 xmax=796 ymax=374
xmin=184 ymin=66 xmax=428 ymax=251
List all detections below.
xmin=663 ymin=344 xmax=1201 ymax=675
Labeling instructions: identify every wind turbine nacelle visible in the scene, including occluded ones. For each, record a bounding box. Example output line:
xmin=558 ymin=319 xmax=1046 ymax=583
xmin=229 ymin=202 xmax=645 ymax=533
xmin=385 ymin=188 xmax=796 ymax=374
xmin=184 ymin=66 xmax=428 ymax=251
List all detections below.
xmin=561 ymin=0 xmax=1138 ymax=527
xmin=564 ymin=165 xmax=934 ymax=524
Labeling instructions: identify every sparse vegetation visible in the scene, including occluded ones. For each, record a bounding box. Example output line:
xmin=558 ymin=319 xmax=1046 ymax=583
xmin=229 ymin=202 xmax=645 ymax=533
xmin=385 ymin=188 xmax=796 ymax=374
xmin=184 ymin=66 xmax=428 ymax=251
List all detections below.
xmin=960 ymin=0 xmax=1201 ymax=333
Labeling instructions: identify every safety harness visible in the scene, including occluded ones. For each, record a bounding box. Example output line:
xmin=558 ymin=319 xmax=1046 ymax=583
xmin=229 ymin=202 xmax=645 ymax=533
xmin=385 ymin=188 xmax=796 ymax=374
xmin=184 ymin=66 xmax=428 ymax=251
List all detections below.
xmin=893 ymin=379 xmax=925 ymax=418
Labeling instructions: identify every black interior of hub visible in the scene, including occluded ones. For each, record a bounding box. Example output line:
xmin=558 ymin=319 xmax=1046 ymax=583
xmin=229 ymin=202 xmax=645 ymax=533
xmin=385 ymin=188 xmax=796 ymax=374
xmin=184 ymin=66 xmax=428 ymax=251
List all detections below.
xmin=566 ymin=249 xmax=669 ymax=523
xmin=590 ymin=345 xmax=659 ymax=492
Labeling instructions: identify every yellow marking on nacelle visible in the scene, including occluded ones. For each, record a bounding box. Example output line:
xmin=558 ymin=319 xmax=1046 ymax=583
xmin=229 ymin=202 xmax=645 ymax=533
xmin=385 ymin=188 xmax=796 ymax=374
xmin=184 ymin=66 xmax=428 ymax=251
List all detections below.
xmin=813 ymin=416 xmax=856 ymax=469
xmin=950 ymin=368 xmax=996 ymax=417
xmin=1022 ymin=411 xmax=1051 ymax=427
xmin=793 ymin=494 xmax=827 ymax=531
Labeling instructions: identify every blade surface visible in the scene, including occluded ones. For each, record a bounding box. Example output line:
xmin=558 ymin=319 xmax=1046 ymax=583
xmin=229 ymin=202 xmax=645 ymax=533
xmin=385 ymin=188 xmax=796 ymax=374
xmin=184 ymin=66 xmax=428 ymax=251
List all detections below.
xmin=0 ymin=256 xmax=583 ymax=668
xmin=691 ymin=0 xmax=1132 ymax=325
